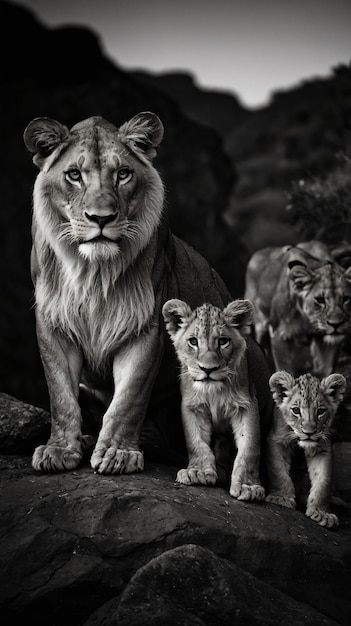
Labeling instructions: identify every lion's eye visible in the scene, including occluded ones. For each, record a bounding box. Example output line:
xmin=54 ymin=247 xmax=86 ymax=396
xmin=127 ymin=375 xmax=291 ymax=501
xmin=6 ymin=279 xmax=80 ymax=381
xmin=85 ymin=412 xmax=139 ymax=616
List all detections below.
xmin=314 ymin=296 xmax=325 ymax=305
xmin=65 ymin=168 xmax=82 ymax=184
xmin=187 ymin=337 xmax=198 ymax=348
xmin=317 ymin=407 xmax=326 ymax=418
xmin=342 ymin=295 xmax=350 ymax=305
xmin=218 ymin=336 xmax=230 ymax=348
xmin=291 ymin=407 xmax=301 ymax=416
xmin=117 ymin=168 xmax=133 ymax=185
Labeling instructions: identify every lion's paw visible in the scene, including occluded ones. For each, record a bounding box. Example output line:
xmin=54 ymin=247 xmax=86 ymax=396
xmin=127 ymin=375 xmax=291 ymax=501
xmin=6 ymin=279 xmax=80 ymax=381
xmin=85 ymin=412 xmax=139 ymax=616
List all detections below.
xmin=32 ymin=444 xmax=83 ymax=472
xmin=265 ymin=494 xmax=296 ymax=509
xmin=176 ymin=468 xmax=217 ymax=486
xmin=230 ymin=482 xmax=265 ymax=501
xmin=306 ymin=507 xmax=339 ymax=529
xmin=90 ymin=445 xmax=144 ymax=474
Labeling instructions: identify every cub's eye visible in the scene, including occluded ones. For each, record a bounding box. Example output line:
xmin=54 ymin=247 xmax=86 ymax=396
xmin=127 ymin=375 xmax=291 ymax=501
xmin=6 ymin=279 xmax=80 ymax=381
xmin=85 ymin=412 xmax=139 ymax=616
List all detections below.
xmin=117 ymin=168 xmax=133 ymax=185
xmin=291 ymin=407 xmax=301 ymax=416
xmin=218 ymin=336 xmax=230 ymax=348
xmin=187 ymin=337 xmax=198 ymax=348
xmin=314 ymin=296 xmax=325 ymax=305
xmin=65 ymin=168 xmax=81 ymax=183
xmin=317 ymin=407 xmax=326 ymax=418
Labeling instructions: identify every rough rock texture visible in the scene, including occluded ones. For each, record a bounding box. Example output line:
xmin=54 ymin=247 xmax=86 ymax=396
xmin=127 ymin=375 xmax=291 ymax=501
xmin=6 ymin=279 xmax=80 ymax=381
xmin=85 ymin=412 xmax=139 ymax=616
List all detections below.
xmin=0 ymin=392 xmax=50 ymax=453
xmin=88 ymin=544 xmax=340 ymax=626
xmin=1 ymin=395 xmax=351 ymax=625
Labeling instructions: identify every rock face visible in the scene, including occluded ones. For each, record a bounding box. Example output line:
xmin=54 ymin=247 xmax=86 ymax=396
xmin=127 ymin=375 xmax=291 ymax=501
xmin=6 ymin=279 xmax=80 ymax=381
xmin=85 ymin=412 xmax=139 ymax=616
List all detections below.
xmin=1 ymin=394 xmax=351 ymax=625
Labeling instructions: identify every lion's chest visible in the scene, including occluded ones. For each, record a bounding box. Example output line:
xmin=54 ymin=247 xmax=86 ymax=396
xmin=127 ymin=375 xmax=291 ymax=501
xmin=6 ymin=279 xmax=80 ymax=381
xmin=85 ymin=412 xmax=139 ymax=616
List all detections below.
xmin=192 ymin=387 xmax=245 ymax=432
xmin=37 ymin=262 xmax=155 ymax=369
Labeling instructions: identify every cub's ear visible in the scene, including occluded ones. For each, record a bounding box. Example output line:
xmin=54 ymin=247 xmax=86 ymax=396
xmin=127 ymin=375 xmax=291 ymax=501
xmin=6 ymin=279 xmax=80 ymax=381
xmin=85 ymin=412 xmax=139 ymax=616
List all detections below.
xmin=162 ymin=299 xmax=192 ymax=336
xmin=269 ymin=370 xmax=295 ymax=405
xmin=287 ymin=260 xmax=315 ymax=291
xmin=118 ymin=111 xmax=164 ymax=160
xmin=321 ymin=373 xmax=347 ymax=405
xmin=223 ymin=299 xmax=254 ymax=335
xmin=23 ymin=117 xmax=70 ymax=168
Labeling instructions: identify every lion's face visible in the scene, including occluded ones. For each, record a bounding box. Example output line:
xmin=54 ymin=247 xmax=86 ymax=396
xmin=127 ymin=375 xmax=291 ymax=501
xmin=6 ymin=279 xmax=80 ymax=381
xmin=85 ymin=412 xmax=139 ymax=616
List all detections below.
xmin=288 ymin=260 xmax=351 ymax=342
xmin=162 ymin=299 xmax=254 ymax=391
xmin=24 ymin=113 xmax=164 ymax=264
xmin=269 ymin=370 xmax=346 ymax=448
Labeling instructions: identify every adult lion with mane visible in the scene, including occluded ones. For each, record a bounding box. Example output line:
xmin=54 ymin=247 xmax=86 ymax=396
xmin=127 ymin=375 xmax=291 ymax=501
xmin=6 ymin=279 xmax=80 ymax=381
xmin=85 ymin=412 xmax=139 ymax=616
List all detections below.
xmin=24 ymin=111 xmax=273 ymax=475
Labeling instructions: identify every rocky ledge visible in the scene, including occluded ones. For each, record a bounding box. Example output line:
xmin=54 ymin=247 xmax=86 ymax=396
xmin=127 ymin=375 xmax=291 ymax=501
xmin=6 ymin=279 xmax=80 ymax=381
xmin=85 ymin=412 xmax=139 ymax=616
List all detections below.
xmin=1 ymin=393 xmax=351 ymax=625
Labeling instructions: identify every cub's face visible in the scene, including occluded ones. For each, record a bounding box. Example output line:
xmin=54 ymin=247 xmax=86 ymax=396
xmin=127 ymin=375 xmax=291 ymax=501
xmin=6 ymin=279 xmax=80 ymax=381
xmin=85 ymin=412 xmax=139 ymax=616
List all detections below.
xmin=162 ymin=299 xmax=254 ymax=389
xmin=269 ymin=371 xmax=346 ymax=448
xmin=24 ymin=113 xmax=164 ymax=262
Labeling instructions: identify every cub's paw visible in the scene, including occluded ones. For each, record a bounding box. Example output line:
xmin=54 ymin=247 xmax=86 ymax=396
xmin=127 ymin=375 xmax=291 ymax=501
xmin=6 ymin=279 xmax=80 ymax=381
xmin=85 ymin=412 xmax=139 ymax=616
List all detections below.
xmin=176 ymin=468 xmax=217 ymax=486
xmin=306 ymin=507 xmax=339 ymax=529
xmin=91 ymin=445 xmax=144 ymax=474
xmin=32 ymin=444 xmax=83 ymax=472
xmin=265 ymin=494 xmax=296 ymax=509
xmin=230 ymin=482 xmax=265 ymax=501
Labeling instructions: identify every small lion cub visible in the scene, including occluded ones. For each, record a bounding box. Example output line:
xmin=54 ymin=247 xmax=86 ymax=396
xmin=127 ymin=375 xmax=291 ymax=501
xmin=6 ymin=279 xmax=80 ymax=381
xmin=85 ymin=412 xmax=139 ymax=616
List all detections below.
xmin=266 ymin=370 xmax=346 ymax=528
xmin=162 ymin=298 xmax=265 ymax=502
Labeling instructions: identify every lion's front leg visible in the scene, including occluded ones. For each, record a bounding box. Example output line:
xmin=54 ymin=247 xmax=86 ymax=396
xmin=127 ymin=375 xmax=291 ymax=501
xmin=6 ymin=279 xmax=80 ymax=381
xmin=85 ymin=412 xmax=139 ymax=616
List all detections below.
xmin=310 ymin=337 xmax=341 ymax=377
xmin=33 ymin=316 xmax=84 ymax=472
xmin=91 ymin=327 xmax=162 ymax=475
xmin=230 ymin=404 xmax=265 ymax=501
xmin=176 ymin=405 xmax=217 ymax=486
xmin=305 ymin=446 xmax=339 ymax=529
xmin=265 ymin=430 xmax=296 ymax=509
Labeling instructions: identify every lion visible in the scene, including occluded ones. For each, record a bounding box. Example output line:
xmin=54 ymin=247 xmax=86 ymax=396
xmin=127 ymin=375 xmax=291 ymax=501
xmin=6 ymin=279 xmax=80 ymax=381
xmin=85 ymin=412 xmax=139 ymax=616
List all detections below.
xmin=244 ymin=241 xmax=351 ymax=377
xmin=23 ymin=111 xmax=241 ymax=474
xmin=266 ymin=370 xmax=346 ymax=528
xmin=162 ymin=298 xmax=271 ymax=501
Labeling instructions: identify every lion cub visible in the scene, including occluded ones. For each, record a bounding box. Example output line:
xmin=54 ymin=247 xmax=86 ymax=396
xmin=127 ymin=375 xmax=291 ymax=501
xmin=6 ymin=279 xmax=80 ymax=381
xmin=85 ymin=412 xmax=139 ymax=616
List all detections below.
xmin=267 ymin=370 xmax=346 ymax=528
xmin=162 ymin=298 xmax=265 ymax=502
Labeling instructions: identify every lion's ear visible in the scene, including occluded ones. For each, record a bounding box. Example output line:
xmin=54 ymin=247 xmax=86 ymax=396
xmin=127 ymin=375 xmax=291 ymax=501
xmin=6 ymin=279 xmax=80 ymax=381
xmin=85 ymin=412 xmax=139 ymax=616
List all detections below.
xmin=162 ymin=299 xmax=192 ymax=336
xmin=287 ymin=260 xmax=315 ymax=291
xmin=223 ymin=299 xmax=254 ymax=335
xmin=23 ymin=117 xmax=70 ymax=168
xmin=269 ymin=371 xmax=295 ymax=405
xmin=118 ymin=111 xmax=164 ymax=160
xmin=321 ymin=373 xmax=347 ymax=405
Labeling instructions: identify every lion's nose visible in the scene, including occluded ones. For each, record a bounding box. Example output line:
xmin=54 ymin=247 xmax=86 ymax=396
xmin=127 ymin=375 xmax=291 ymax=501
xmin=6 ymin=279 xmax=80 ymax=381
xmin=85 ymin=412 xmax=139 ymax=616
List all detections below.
xmin=198 ymin=365 xmax=219 ymax=376
xmin=85 ymin=212 xmax=117 ymax=229
xmin=327 ymin=320 xmax=343 ymax=331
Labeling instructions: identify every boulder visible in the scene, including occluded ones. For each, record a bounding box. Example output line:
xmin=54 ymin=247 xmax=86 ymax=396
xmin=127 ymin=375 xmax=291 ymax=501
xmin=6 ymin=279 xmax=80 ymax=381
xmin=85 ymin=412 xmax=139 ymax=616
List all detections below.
xmin=1 ymin=393 xmax=351 ymax=625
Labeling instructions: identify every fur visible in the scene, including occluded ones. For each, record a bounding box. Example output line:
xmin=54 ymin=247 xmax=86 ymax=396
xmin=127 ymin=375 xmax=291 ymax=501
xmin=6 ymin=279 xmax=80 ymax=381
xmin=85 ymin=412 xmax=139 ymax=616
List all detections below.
xmin=266 ymin=370 xmax=346 ymax=528
xmin=163 ymin=299 xmax=265 ymax=501
xmin=23 ymin=111 xmax=233 ymax=475
xmin=244 ymin=240 xmax=351 ymax=376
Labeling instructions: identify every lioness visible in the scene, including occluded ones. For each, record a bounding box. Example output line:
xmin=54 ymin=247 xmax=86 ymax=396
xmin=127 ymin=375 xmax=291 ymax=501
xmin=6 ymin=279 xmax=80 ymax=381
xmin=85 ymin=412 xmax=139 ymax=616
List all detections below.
xmin=24 ymin=111 xmax=254 ymax=474
xmin=244 ymin=242 xmax=351 ymax=377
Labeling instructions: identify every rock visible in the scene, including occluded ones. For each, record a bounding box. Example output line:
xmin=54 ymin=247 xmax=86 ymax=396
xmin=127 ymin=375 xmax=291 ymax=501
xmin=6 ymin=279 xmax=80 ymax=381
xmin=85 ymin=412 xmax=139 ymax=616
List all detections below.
xmin=1 ymin=444 xmax=351 ymax=625
xmin=0 ymin=392 xmax=50 ymax=453
xmin=86 ymin=544 xmax=339 ymax=625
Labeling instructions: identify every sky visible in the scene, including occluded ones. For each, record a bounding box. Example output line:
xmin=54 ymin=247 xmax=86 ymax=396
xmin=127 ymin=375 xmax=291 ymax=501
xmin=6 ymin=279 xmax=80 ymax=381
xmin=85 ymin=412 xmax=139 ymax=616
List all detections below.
xmin=12 ymin=0 xmax=351 ymax=109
